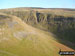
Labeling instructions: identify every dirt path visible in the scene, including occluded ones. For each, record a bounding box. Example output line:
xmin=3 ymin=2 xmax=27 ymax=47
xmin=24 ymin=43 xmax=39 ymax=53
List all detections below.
xmin=53 ymin=41 xmax=74 ymax=51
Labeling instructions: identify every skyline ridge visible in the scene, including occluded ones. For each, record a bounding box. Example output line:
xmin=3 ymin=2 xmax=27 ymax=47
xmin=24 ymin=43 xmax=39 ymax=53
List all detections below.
xmin=0 ymin=0 xmax=75 ymax=9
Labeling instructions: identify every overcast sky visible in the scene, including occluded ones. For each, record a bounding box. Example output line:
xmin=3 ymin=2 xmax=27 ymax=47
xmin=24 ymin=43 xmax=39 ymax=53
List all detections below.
xmin=0 ymin=0 xmax=75 ymax=9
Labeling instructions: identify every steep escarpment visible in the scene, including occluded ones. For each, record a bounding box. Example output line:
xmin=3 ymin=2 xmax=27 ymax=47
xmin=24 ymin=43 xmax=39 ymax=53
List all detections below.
xmin=0 ymin=13 xmax=74 ymax=56
xmin=0 ymin=8 xmax=75 ymax=56
xmin=0 ymin=8 xmax=75 ymax=49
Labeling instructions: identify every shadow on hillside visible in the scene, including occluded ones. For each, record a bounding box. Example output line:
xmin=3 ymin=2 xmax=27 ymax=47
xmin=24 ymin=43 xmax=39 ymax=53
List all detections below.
xmin=52 ymin=28 xmax=75 ymax=50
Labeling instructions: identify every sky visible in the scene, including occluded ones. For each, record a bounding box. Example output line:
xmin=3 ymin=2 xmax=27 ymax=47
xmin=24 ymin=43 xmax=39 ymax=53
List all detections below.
xmin=0 ymin=0 xmax=75 ymax=9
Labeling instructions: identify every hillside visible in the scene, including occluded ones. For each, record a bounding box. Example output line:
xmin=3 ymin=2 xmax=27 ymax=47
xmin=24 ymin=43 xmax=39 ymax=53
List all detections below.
xmin=0 ymin=8 xmax=75 ymax=56
xmin=0 ymin=8 xmax=75 ymax=44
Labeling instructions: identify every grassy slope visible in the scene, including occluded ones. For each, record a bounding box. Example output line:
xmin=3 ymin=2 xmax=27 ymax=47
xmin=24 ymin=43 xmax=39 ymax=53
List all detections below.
xmin=0 ymin=13 xmax=58 ymax=56
xmin=0 ymin=13 xmax=74 ymax=56
xmin=0 ymin=8 xmax=74 ymax=49
xmin=0 ymin=8 xmax=75 ymax=56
